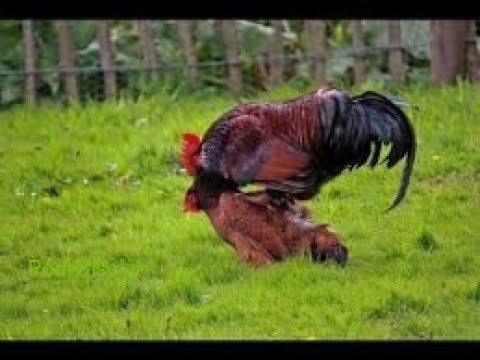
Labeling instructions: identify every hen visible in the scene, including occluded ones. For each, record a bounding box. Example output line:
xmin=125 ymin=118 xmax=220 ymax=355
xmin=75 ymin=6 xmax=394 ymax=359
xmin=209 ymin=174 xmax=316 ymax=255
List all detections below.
xmin=181 ymin=87 xmax=416 ymax=211
xmin=183 ymin=170 xmax=348 ymax=267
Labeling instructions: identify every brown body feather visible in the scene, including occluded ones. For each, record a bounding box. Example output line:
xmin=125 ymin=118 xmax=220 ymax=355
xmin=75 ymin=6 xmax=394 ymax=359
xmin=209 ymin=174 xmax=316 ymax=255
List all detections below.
xmin=185 ymin=171 xmax=348 ymax=267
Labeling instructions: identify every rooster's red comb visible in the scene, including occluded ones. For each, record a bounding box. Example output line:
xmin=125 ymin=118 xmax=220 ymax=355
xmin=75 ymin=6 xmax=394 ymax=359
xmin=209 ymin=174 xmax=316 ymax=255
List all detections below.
xmin=181 ymin=133 xmax=201 ymax=154
xmin=180 ymin=132 xmax=202 ymax=175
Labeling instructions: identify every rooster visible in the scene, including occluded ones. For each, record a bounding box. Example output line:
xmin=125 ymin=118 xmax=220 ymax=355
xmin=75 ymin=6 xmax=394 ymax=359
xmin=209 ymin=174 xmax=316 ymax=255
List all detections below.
xmin=183 ymin=170 xmax=348 ymax=267
xmin=181 ymin=87 xmax=416 ymax=211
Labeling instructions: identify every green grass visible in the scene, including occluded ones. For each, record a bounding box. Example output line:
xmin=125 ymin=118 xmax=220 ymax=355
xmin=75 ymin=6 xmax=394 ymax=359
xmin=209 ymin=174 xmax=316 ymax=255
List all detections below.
xmin=0 ymin=83 xmax=479 ymax=339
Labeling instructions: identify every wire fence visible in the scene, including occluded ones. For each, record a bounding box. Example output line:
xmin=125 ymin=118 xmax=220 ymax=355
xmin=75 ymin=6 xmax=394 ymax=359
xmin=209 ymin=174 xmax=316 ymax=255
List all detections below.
xmin=0 ymin=48 xmax=416 ymax=106
xmin=1 ymin=19 xmax=477 ymax=107
xmin=0 ymin=45 xmax=418 ymax=77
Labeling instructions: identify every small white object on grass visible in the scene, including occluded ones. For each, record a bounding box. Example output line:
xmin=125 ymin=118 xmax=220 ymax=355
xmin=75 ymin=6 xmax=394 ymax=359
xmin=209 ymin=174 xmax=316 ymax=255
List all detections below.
xmin=135 ymin=118 xmax=149 ymax=128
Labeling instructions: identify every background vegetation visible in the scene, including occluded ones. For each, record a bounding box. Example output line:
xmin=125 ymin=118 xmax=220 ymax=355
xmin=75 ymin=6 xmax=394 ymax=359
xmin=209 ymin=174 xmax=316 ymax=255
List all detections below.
xmin=4 ymin=20 xmax=476 ymax=106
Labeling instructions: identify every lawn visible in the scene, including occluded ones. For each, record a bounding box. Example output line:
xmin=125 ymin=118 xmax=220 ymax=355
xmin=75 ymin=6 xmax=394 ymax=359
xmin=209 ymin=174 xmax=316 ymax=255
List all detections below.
xmin=0 ymin=83 xmax=479 ymax=339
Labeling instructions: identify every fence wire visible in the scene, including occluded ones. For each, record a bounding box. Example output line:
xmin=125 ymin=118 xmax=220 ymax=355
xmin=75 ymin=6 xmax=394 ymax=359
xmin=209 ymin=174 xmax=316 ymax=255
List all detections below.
xmin=2 ymin=17 xmax=444 ymax=107
xmin=0 ymin=45 xmax=418 ymax=78
xmin=1 ymin=43 xmax=426 ymax=107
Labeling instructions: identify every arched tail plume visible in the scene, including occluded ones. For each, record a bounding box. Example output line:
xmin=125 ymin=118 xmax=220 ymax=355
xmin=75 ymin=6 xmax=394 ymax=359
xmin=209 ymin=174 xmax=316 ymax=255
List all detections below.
xmin=323 ymin=90 xmax=417 ymax=211
xmin=350 ymin=91 xmax=416 ymax=211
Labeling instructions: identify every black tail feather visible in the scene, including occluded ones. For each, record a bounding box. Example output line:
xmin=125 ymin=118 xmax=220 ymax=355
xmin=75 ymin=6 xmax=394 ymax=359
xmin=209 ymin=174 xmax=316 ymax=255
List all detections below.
xmin=324 ymin=90 xmax=416 ymax=211
xmin=369 ymin=140 xmax=382 ymax=168
xmin=352 ymin=91 xmax=416 ymax=211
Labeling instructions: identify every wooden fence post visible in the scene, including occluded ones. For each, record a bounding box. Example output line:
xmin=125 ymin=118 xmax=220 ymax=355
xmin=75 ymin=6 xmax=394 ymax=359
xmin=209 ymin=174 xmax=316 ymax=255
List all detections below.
xmin=351 ymin=20 xmax=366 ymax=85
xmin=96 ymin=20 xmax=117 ymax=99
xmin=388 ymin=20 xmax=406 ymax=84
xmin=255 ymin=53 xmax=268 ymax=90
xmin=136 ymin=20 xmax=159 ymax=79
xmin=22 ymin=20 xmax=37 ymax=105
xmin=220 ymin=20 xmax=243 ymax=95
xmin=430 ymin=20 xmax=471 ymax=85
xmin=268 ymin=20 xmax=284 ymax=87
xmin=304 ymin=20 xmax=327 ymax=86
xmin=465 ymin=20 xmax=480 ymax=82
xmin=177 ymin=20 xmax=199 ymax=87
xmin=57 ymin=20 xmax=79 ymax=103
